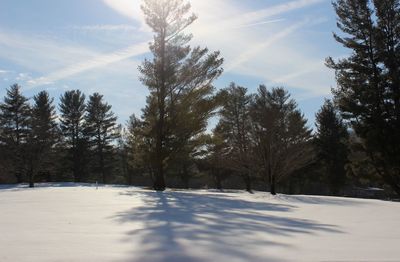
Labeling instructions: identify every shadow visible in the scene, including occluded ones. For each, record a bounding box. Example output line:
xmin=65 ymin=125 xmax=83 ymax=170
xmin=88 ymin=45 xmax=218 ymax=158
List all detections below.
xmin=0 ymin=182 xmax=132 ymax=191
xmin=274 ymin=194 xmax=368 ymax=206
xmin=112 ymin=190 xmax=343 ymax=262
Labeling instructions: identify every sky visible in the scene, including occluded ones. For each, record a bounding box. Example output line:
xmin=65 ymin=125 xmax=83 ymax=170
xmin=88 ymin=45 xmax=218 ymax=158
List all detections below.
xmin=0 ymin=0 xmax=346 ymax=129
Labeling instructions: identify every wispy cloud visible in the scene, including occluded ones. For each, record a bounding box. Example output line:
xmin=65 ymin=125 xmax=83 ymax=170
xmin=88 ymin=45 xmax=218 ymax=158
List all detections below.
xmin=28 ymin=41 xmax=148 ymax=87
xmin=225 ymin=16 xmax=328 ymax=72
xmin=0 ymin=29 xmax=97 ymax=73
xmin=225 ymin=19 xmax=311 ymax=73
xmin=69 ymin=24 xmax=138 ymax=32
xmin=235 ymin=19 xmax=286 ymax=29
xmin=233 ymin=0 xmax=324 ymax=26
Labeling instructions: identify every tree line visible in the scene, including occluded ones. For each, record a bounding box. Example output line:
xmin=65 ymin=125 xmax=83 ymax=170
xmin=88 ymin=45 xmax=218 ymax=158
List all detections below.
xmin=0 ymin=87 xmax=119 ymax=187
xmin=1 ymin=0 xmax=399 ymax=198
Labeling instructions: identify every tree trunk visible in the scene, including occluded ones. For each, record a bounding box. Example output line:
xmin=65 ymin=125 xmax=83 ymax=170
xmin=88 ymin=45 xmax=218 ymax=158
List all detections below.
xmin=154 ymin=156 xmax=166 ymax=191
xmin=99 ymin=149 xmax=106 ymax=185
xmin=180 ymin=166 xmax=189 ymax=189
xmin=181 ymin=175 xmax=189 ymax=189
xmin=270 ymin=177 xmax=276 ymax=195
xmin=215 ymin=172 xmax=222 ymax=190
xmin=269 ymin=166 xmax=276 ymax=195
xmin=244 ymin=173 xmax=252 ymax=193
xmin=28 ymin=161 xmax=34 ymax=188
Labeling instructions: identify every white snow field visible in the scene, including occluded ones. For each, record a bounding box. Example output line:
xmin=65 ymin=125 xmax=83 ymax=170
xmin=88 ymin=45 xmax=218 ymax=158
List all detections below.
xmin=1 ymin=184 xmax=400 ymax=262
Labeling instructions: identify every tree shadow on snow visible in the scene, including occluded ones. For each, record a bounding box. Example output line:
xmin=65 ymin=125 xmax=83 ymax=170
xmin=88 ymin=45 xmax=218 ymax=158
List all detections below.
xmin=112 ymin=190 xmax=343 ymax=262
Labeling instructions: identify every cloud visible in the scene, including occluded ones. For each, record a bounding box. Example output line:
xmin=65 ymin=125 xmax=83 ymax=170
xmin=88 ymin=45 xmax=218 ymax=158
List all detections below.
xmin=235 ymin=19 xmax=286 ymax=29
xmin=16 ymin=72 xmax=33 ymax=82
xmin=69 ymin=24 xmax=138 ymax=32
xmin=27 ymin=41 xmax=149 ymax=87
xmin=0 ymin=69 xmax=10 ymax=74
xmin=225 ymin=19 xmax=311 ymax=73
xmin=0 ymin=29 xmax=97 ymax=73
xmin=232 ymin=0 xmax=324 ymax=26
xmin=102 ymin=0 xmax=147 ymax=30
xmin=0 ymin=27 xmax=149 ymax=88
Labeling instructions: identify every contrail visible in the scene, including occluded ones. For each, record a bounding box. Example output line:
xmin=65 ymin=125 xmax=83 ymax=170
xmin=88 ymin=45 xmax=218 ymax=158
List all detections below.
xmin=28 ymin=41 xmax=149 ymax=87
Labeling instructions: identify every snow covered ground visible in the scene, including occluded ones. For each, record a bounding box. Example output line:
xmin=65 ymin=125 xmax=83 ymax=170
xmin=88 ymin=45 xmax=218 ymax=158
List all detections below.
xmin=0 ymin=184 xmax=399 ymax=262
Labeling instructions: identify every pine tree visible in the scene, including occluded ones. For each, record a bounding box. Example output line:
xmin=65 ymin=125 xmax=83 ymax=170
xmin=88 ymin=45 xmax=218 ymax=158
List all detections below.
xmin=216 ymin=83 xmax=254 ymax=192
xmin=205 ymin=126 xmax=231 ymax=190
xmin=315 ymin=99 xmax=349 ymax=195
xmin=26 ymin=91 xmax=59 ymax=187
xmin=0 ymin=84 xmax=31 ymax=183
xmin=59 ymin=90 xmax=87 ymax=182
xmin=139 ymin=0 xmax=223 ymax=190
xmin=250 ymin=86 xmax=313 ymax=195
xmin=166 ymin=82 xmax=218 ymax=189
xmin=125 ymin=114 xmax=155 ymax=183
xmin=85 ymin=93 xmax=118 ymax=184
xmin=327 ymin=0 xmax=400 ymax=196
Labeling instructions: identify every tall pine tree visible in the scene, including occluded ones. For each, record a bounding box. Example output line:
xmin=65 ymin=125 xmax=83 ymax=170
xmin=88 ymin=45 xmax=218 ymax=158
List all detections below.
xmin=85 ymin=93 xmax=118 ymax=184
xmin=315 ymin=99 xmax=349 ymax=195
xmin=59 ymin=90 xmax=87 ymax=182
xmin=0 ymin=84 xmax=31 ymax=183
xmin=26 ymin=91 xmax=59 ymax=187
xmin=327 ymin=0 xmax=400 ymax=196
xmin=139 ymin=0 xmax=223 ymax=190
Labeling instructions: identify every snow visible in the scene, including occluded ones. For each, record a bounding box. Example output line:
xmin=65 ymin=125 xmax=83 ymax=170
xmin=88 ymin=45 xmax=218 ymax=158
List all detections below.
xmin=1 ymin=184 xmax=399 ymax=262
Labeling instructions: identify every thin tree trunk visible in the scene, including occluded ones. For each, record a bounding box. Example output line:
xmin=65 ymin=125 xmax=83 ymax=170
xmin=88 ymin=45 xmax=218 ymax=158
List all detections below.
xmin=244 ymin=173 xmax=252 ymax=193
xmin=28 ymin=158 xmax=34 ymax=188
xmin=269 ymin=165 xmax=276 ymax=195
xmin=215 ymin=173 xmax=222 ymax=190
xmin=270 ymin=175 xmax=276 ymax=195
xmin=99 ymin=148 xmax=106 ymax=184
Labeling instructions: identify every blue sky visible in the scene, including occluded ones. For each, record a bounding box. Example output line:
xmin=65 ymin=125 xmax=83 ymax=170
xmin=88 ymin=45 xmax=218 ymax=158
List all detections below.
xmin=0 ymin=0 xmax=346 ymax=128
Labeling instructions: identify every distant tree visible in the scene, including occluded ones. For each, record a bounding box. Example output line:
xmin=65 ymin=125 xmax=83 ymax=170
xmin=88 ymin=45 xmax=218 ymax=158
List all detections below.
xmin=59 ymin=90 xmax=87 ymax=182
xmin=315 ymin=99 xmax=349 ymax=195
xmin=204 ymin=127 xmax=231 ymax=190
xmin=327 ymin=0 xmax=400 ymax=196
xmin=85 ymin=93 xmax=119 ymax=184
xmin=250 ymin=86 xmax=313 ymax=195
xmin=139 ymin=0 xmax=223 ymax=190
xmin=0 ymin=84 xmax=31 ymax=183
xmin=346 ymin=131 xmax=384 ymax=189
xmin=216 ymin=83 xmax=254 ymax=192
xmin=114 ymin=125 xmax=131 ymax=185
xmin=26 ymin=91 xmax=59 ymax=187
xmin=125 ymin=113 xmax=156 ymax=184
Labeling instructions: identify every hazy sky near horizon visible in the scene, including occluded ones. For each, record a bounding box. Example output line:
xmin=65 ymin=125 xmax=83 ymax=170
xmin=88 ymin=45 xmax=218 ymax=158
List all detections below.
xmin=0 ymin=0 xmax=346 ymax=127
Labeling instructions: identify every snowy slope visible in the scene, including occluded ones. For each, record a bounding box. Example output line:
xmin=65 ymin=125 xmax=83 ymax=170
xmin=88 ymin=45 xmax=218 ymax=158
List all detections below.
xmin=0 ymin=184 xmax=399 ymax=262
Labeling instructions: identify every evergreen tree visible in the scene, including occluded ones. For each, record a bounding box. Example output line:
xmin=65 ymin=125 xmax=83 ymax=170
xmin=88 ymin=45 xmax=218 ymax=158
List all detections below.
xmin=0 ymin=84 xmax=31 ymax=183
xmin=315 ymin=99 xmax=349 ymax=195
xmin=216 ymin=83 xmax=254 ymax=192
xmin=250 ymin=86 xmax=313 ymax=195
xmin=167 ymin=83 xmax=218 ymax=188
xmin=85 ymin=93 xmax=118 ymax=184
xmin=327 ymin=0 xmax=400 ymax=196
xmin=139 ymin=0 xmax=223 ymax=190
xmin=59 ymin=90 xmax=87 ymax=182
xmin=204 ymin=126 xmax=231 ymax=190
xmin=125 ymin=113 xmax=157 ymax=184
xmin=26 ymin=91 xmax=59 ymax=187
